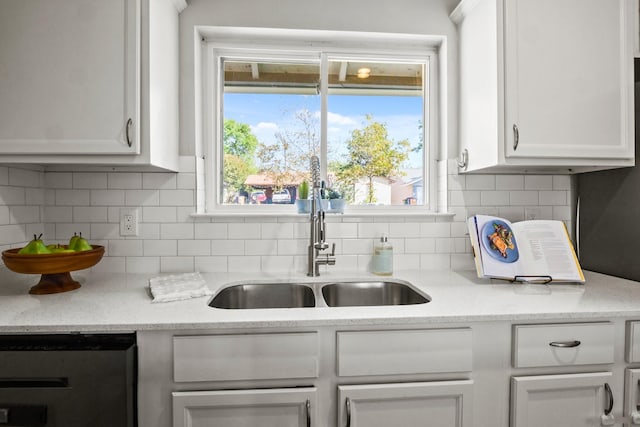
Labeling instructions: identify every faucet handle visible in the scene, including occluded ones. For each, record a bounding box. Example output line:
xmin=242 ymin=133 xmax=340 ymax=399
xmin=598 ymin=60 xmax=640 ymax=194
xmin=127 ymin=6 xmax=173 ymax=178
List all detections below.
xmin=330 ymin=242 xmax=336 ymax=256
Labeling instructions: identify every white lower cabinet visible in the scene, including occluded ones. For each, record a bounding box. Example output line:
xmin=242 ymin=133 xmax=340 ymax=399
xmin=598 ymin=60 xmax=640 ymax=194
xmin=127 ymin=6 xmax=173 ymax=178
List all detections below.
xmin=338 ymin=380 xmax=473 ymax=427
xmin=172 ymin=387 xmax=316 ymax=427
xmin=510 ymin=372 xmax=614 ymax=427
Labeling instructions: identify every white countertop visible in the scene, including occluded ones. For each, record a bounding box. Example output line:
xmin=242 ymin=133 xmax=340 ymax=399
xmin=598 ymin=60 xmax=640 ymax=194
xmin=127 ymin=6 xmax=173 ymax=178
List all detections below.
xmin=1 ymin=266 xmax=640 ymax=332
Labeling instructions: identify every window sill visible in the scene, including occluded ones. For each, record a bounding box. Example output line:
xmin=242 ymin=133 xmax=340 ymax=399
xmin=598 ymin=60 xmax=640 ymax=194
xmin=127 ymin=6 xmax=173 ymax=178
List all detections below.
xmin=190 ymin=210 xmax=456 ymax=220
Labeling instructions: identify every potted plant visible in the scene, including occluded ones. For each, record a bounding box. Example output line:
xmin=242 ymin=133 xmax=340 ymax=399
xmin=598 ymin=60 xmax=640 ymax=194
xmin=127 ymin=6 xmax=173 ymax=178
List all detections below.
xmin=327 ymin=188 xmax=345 ymax=213
xmin=296 ymin=181 xmax=311 ymax=214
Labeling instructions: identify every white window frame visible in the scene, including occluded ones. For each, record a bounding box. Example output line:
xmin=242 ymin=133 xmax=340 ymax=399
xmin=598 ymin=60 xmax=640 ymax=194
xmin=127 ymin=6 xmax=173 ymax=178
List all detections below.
xmin=197 ymin=26 xmax=445 ymax=216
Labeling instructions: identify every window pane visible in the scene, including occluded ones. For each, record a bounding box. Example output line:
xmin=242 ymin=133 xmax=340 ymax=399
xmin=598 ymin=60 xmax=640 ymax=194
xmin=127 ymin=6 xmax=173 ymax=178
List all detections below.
xmin=327 ymin=60 xmax=425 ymax=206
xmin=221 ymin=59 xmax=320 ymax=205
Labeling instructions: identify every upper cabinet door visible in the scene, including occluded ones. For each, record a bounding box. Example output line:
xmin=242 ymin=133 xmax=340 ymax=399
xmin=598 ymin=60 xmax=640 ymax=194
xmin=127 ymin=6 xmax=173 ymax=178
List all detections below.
xmin=0 ymin=0 xmax=139 ymax=155
xmin=504 ymin=0 xmax=634 ymax=160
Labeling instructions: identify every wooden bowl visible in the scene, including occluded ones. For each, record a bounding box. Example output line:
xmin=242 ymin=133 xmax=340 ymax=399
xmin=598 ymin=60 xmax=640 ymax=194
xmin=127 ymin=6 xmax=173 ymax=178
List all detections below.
xmin=2 ymin=245 xmax=104 ymax=294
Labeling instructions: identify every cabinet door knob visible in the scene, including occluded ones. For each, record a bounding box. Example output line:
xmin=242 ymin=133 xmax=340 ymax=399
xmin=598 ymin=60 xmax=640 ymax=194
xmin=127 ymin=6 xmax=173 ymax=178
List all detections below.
xmin=513 ymin=124 xmax=519 ymax=151
xmin=457 ymin=149 xmax=469 ymax=170
xmin=126 ymin=118 xmax=133 ymax=147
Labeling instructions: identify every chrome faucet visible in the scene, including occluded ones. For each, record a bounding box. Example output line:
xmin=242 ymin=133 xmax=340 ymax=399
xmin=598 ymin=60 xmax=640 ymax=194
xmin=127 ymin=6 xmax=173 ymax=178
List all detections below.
xmin=307 ymin=155 xmax=336 ymax=276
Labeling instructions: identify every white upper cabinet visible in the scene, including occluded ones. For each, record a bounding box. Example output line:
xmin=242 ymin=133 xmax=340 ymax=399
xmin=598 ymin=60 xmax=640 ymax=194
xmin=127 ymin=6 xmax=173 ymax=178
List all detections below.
xmin=0 ymin=0 xmax=184 ymax=171
xmin=451 ymin=0 xmax=635 ymax=173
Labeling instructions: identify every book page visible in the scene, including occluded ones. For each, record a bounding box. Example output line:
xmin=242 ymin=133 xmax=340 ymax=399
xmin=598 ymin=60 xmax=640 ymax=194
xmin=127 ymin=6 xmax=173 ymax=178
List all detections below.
xmin=472 ymin=215 xmax=520 ymax=280
xmin=511 ymin=220 xmax=584 ymax=283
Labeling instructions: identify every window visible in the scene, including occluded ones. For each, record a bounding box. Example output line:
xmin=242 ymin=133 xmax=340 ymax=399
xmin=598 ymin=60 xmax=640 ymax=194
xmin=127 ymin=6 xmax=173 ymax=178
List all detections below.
xmin=201 ymin=28 xmax=443 ymax=214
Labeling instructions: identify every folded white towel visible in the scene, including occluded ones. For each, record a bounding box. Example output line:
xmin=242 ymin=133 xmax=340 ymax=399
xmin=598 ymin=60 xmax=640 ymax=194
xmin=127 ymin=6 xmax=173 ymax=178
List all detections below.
xmin=149 ymin=272 xmax=213 ymax=303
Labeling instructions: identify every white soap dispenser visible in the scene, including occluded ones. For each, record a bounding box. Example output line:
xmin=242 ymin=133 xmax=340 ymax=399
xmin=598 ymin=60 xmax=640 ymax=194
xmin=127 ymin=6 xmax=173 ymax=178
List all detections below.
xmin=372 ymin=234 xmax=393 ymax=276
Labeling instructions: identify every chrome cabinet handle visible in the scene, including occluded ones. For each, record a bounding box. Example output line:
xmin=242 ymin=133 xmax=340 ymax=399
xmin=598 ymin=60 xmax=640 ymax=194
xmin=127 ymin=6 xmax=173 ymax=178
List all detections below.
xmin=513 ymin=124 xmax=519 ymax=151
xmin=604 ymin=383 xmax=613 ymax=416
xmin=549 ymin=340 xmax=581 ymax=348
xmin=306 ymin=399 xmax=311 ymax=427
xmin=126 ymin=118 xmax=133 ymax=147
xmin=345 ymin=397 xmax=351 ymax=427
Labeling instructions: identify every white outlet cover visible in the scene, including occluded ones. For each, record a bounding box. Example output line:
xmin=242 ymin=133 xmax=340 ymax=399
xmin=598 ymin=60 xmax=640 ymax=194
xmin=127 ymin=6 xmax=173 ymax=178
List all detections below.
xmin=120 ymin=208 xmax=139 ymax=236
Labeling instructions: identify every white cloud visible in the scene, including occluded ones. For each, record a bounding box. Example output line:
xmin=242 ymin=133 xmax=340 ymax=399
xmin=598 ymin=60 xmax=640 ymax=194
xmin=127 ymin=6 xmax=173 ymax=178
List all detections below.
xmin=327 ymin=112 xmax=357 ymax=126
xmin=252 ymin=122 xmax=279 ymax=132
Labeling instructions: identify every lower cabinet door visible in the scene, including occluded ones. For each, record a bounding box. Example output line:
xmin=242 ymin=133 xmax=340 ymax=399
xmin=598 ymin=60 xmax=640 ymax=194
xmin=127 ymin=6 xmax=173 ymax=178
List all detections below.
xmin=511 ymin=372 xmax=613 ymax=427
xmin=172 ymin=387 xmax=316 ymax=427
xmin=338 ymin=380 xmax=473 ymax=427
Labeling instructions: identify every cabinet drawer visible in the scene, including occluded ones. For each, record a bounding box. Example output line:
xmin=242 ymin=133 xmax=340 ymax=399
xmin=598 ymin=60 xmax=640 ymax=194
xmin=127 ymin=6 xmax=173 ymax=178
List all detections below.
xmin=337 ymin=328 xmax=472 ymax=377
xmin=626 ymin=321 xmax=640 ymax=362
xmin=512 ymin=322 xmax=614 ymax=368
xmin=173 ymin=332 xmax=319 ymax=382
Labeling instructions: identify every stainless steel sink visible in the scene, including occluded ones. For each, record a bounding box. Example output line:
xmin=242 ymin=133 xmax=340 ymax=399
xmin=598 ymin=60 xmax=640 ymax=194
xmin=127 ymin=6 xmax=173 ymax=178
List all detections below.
xmin=209 ymin=283 xmax=315 ymax=309
xmin=321 ymin=280 xmax=430 ymax=307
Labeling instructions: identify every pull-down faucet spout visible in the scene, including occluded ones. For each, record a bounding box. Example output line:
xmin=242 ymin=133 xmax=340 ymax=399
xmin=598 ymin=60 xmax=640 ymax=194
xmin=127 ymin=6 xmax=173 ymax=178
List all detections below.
xmin=307 ymin=156 xmax=335 ymax=276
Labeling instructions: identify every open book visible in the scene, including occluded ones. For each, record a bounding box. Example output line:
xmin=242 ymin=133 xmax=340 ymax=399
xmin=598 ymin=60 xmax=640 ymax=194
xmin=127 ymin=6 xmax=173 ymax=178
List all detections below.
xmin=467 ymin=215 xmax=585 ymax=283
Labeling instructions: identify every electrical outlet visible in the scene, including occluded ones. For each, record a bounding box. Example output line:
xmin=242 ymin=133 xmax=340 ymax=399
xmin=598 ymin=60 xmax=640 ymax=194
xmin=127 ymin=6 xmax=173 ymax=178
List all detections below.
xmin=120 ymin=208 xmax=138 ymax=236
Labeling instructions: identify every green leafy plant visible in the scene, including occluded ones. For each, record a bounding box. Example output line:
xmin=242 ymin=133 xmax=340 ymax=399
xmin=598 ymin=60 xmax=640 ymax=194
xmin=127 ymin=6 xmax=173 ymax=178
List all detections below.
xmin=326 ymin=188 xmax=342 ymax=199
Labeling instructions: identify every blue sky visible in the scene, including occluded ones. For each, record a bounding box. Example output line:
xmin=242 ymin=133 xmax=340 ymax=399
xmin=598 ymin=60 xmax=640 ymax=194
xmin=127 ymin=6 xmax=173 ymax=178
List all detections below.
xmin=224 ymin=93 xmax=424 ymax=167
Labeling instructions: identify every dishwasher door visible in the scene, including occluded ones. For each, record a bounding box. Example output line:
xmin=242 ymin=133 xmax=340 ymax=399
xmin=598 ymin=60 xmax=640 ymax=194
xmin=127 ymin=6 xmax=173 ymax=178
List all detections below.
xmin=0 ymin=333 xmax=136 ymax=427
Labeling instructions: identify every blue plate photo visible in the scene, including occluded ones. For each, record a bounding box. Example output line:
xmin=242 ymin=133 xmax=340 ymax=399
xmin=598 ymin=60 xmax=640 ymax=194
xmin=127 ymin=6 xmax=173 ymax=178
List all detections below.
xmin=480 ymin=220 xmax=519 ymax=263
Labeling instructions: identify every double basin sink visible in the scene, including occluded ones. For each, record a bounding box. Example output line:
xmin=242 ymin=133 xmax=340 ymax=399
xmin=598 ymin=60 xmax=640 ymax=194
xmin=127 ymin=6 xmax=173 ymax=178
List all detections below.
xmin=209 ymin=279 xmax=430 ymax=309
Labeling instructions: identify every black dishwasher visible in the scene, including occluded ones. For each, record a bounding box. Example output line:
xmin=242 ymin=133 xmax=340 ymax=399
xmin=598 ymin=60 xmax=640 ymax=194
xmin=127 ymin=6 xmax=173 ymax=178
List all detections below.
xmin=0 ymin=333 xmax=136 ymax=427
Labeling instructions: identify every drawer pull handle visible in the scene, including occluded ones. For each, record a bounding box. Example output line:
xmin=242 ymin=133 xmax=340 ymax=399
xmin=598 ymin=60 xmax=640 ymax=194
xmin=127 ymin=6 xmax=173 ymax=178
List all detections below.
xmin=604 ymin=383 xmax=613 ymax=415
xmin=345 ymin=397 xmax=351 ymax=427
xmin=549 ymin=340 xmax=581 ymax=348
xmin=306 ymin=399 xmax=311 ymax=427
xmin=125 ymin=117 xmax=133 ymax=147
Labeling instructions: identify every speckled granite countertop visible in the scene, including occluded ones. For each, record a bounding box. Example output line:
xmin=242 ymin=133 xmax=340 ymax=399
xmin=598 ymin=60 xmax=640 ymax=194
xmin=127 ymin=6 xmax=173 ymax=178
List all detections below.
xmin=1 ymin=266 xmax=640 ymax=332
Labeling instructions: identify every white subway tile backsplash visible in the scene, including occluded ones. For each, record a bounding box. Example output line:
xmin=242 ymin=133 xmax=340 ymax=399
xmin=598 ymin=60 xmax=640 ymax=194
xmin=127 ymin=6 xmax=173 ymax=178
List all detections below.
xmin=539 ymin=190 xmax=568 ymax=205
xmin=92 ymin=256 xmax=125 ymax=273
xmin=228 ymin=223 xmax=260 ymax=239
xmin=143 ymin=240 xmax=177 ymax=256
xmin=159 ymin=189 xmax=194 ymax=206
xmin=0 ymin=167 xmax=8 ymax=186
xmin=91 ymin=190 xmax=125 ymax=206
xmin=194 ymin=256 xmax=228 ymax=273
xmin=55 ymin=189 xmax=89 ymax=206
xmin=0 ymin=160 xmax=577 ymax=274
xmin=161 ymin=223 xmax=194 ymax=240
xmin=73 ymin=206 xmax=108 ymax=223
xmin=357 ymin=222 xmax=389 ymax=238
xmin=481 ymin=190 xmax=510 ymax=206
xmin=109 ymin=239 xmax=144 ymax=257
xmin=0 ymin=187 xmax=26 ymax=205
xmin=229 ymin=256 xmax=261 ymax=272
xmin=0 ymin=224 xmax=27 ymax=246
xmin=108 ymin=173 xmax=142 ymax=189
xmin=211 ymin=239 xmax=244 ymax=256
xmin=496 ymin=175 xmax=524 ymax=190
xmin=10 ymin=206 xmax=40 ymax=224
xmin=466 ymin=175 xmax=495 ymax=190
xmin=160 ymin=257 xmax=194 ymax=273
xmin=9 ymin=168 xmax=42 ymax=188
xmin=143 ymin=173 xmax=177 ymax=190
xmin=178 ymin=239 xmax=210 ymax=256
xmin=126 ymin=257 xmax=160 ymax=273
xmin=73 ymin=173 xmax=108 ymax=189
xmin=25 ymin=188 xmax=45 ymax=205
xmin=509 ymin=191 xmax=538 ymax=206
xmin=524 ymin=175 xmax=553 ymax=190
xmin=125 ymin=190 xmax=159 ymax=206
xmin=45 ymin=173 xmax=72 ymax=189
xmin=420 ymin=222 xmax=450 ymax=237
xmin=143 ymin=207 xmax=177 ymax=223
